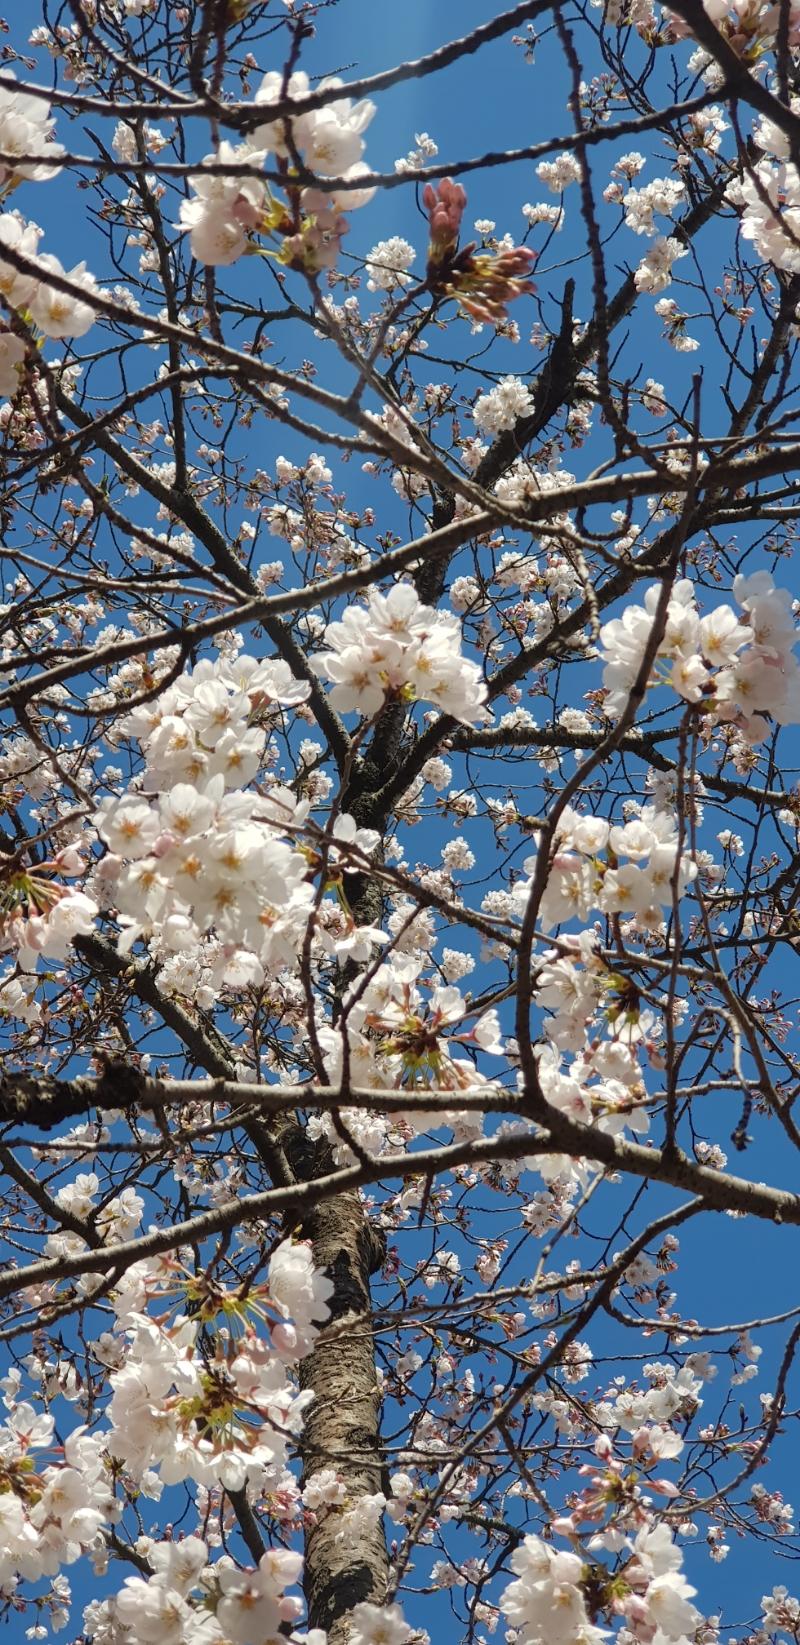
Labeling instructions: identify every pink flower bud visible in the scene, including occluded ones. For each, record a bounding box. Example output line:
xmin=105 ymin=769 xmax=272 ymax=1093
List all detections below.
xmin=649 ymin=1477 xmax=680 ymax=1496
xmin=424 ymin=178 xmax=468 ymax=265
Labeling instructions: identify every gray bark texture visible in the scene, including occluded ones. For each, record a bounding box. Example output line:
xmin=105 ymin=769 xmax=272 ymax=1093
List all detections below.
xmin=298 ymin=1185 xmax=389 ymax=1644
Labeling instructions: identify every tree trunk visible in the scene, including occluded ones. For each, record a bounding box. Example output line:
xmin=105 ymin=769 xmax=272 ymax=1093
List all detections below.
xmin=299 ymin=1184 xmax=389 ymax=1644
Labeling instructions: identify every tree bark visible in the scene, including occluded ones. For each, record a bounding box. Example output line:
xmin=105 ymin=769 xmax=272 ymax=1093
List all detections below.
xmin=298 ymin=1185 xmax=388 ymax=1645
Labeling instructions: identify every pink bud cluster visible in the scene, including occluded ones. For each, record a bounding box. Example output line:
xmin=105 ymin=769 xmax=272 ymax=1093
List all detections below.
xmin=423 ymin=177 xmax=468 ymax=267
xmin=422 ymin=177 xmax=536 ymax=324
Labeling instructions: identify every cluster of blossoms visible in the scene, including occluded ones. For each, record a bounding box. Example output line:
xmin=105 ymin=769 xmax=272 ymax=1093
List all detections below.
xmin=0 ymin=212 xmax=101 ymax=362
xmin=179 ymin=140 xmax=274 ymax=268
xmin=533 ymin=931 xmax=629 ymax=1053
xmin=737 ymin=157 xmax=800 ymax=273
xmin=522 ymin=199 xmax=565 ymax=232
xmin=730 ymin=110 xmax=800 ymax=272
xmin=365 ymin=236 xmax=417 ymax=291
xmin=0 ymin=638 xmax=425 ymax=1010
xmin=306 ymin=951 xmax=504 ymax=1160
xmin=0 ymin=1410 xmax=114 ymax=1601
xmin=491 ymin=459 xmax=577 ymax=522
xmin=0 ymin=73 xmax=63 ymax=185
xmin=70 ymin=1237 xmax=414 ymax=1645
xmin=762 ymin=1585 xmax=800 ymax=1635
xmin=500 ymin=1534 xmax=606 ymax=1645
xmin=472 ymin=375 xmax=535 ymax=434
xmin=83 ymin=648 xmax=394 ymax=992
xmin=608 ymin=174 xmax=690 ymax=295
xmin=500 ymin=1522 xmax=701 ymax=1645
xmin=592 ymin=1360 xmax=705 ymax=1437
xmin=0 ymin=594 xmax=491 ymax=1020
xmin=536 ymin=152 xmax=583 ymax=192
xmin=89 ymin=1541 xmax=323 ymax=1645
xmin=4 ymin=1237 xmax=334 ymax=1644
xmin=106 ymin=1239 xmax=332 ymax=1492
xmin=0 ymin=844 xmax=98 ymax=1006
xmin=180 ymin=70 xmax=376 ymax=270
xmin=252 ymin=70 xmax=375 ymax=180
xmin=45 ymin=1170 xmax=144 ymax=1265
xmin=394 ymin=129 xmax=439 ymax=174
xmin=515 ymin=799 xmax=697 ymax=934
xmin=499 ymin=804 xmax=692 ymax=1183
xmin=0 ymin=81 xmax=100 ymax=391
xmin=633 ymin=235 xmax=687 ymax=294
xmin=653 ymin=295 xmax=700 ymax=351
xmin=666 ymin=0 xmax=800 ymax=78
xmin=311 ymin=581 xmax=490 ymax=723
xmin=623 ymin=176 xmax=686 ymax=236
xmin=599 ymin=571 xmax=800 ymax=735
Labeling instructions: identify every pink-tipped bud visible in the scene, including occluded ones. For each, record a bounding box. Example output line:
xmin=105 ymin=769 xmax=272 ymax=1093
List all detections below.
xmin=424 ymin=178 xmax=468 ymax=266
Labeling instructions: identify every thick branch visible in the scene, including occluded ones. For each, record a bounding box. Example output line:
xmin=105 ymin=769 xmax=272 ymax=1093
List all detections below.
xmin=2 ymin=1089 xmax=800 ymax=1307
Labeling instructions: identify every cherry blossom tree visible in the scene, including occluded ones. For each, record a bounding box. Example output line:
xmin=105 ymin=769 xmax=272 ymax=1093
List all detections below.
xmin=2 ymin=4 xmax=800 ymax=1645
